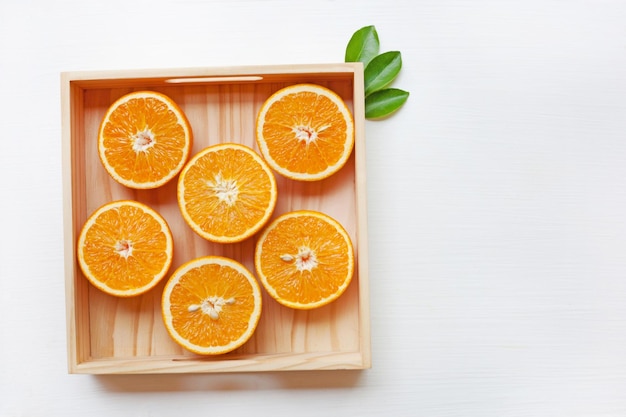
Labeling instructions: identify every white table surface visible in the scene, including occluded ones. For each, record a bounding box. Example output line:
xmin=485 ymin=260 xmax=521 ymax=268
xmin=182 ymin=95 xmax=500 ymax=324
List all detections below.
xmin=2 ymin=0 xmax=626 ymax=415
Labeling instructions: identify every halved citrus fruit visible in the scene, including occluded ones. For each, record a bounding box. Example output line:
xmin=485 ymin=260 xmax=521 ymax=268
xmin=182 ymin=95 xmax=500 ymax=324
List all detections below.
xmin=177 ymin=143 xmax=278 ymax=243
xmin=77 ymin=200 xmax=174 ymax=297
xmin=98 ymin=91 xmax=193 ymax=189
xmin=255 ymin=83 xmax=355 ymax=181
xmin=162 ymin=256 xmax=262 ymax=355
xmin=254 ymin=210 xmax=355 ymax=309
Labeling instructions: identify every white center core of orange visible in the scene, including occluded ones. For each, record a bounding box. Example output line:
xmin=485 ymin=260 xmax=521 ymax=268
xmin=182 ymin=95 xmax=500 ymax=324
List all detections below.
xmin=295 ymin=247 xmax=318 ymax=272
xmin=132 ymin=129 xmax=155 ymax=152
xmin=209 ymin=173 xmax=239 ymax=205
xmin=188 ymin=296 xmax=235 ymax=320
xmin=293 ymin=125 xmax=318 ymax=144
xmin=115 ymin=240 xmax=133 ymax=258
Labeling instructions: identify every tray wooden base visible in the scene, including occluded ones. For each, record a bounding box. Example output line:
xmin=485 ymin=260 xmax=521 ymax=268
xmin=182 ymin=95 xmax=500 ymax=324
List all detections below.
xmin=61 ymin=64 xmax=370 ymax=374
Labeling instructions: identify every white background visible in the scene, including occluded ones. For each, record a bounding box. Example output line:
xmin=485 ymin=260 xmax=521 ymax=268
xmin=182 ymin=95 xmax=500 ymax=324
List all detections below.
xmin=2 ymin=0 xmax=626 ymax=415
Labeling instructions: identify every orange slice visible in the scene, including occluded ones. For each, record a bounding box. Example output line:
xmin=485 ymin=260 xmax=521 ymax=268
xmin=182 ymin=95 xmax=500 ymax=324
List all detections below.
xmin=98 ymin=91 xmax=193 ymax=189
xmin=254 ymin=210 xmax=355 ymax=309
xmin=177 ymin=143 xmax=277 ymax=243
xmin=77 ymin=200 xmax=174 ymax=297
xmin=161 ymin=256 xmax=262 ymax=355
xmin=255 ymin=83 xmax=355 ymax=181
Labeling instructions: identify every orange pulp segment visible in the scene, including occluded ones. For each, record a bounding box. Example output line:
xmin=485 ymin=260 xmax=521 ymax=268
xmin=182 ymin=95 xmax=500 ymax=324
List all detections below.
xmin=98 ymin=91 xmax=193 ymax=189
xmin=77 ymin=200 xmax=174 ymax=297
xmin=177 ymin=143 xmax=277 ymax=243
xmin=254 ymin=210 xmax=355 ymax=309
xmin=161 ymin=256 xmax=262 ymax=355
xmin=255 ymin=83 xmax=355 ymax=181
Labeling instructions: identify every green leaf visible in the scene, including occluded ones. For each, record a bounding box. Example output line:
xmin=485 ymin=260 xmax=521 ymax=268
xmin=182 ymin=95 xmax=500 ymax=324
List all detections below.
xmin=345 ymin=25 xmax=380 ymax=66
xmin=364 ymin=51 xmax=402 ymax=97
xmin=365 ymin=88 xmax=409 ymax=119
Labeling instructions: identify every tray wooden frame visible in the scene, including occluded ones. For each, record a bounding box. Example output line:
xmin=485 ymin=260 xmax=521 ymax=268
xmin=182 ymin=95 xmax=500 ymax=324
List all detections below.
xmin=61 ymin=63 xmax=370 ymax=374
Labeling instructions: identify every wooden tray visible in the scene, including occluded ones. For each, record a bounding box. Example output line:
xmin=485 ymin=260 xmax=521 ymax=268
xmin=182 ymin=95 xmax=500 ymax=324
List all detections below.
xmin=61 ymin=64 xmax=370 ymax=374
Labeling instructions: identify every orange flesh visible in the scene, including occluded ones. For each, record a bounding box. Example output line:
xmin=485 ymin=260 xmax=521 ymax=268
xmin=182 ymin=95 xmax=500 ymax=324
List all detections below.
xmin=261 ymin=91 xmax=349 ymax=175
xmin=180 ymin=146 xmax=276 ymax=240
xmin=167 ymin=263 xmax=258 ymax=348
xmin=101 ymin=96 xmax=188 ymax=184
xmin=80 ymin=204 xmax=171 ymax=292
xmin=257 ymin=214 xmax=353 ymax=306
